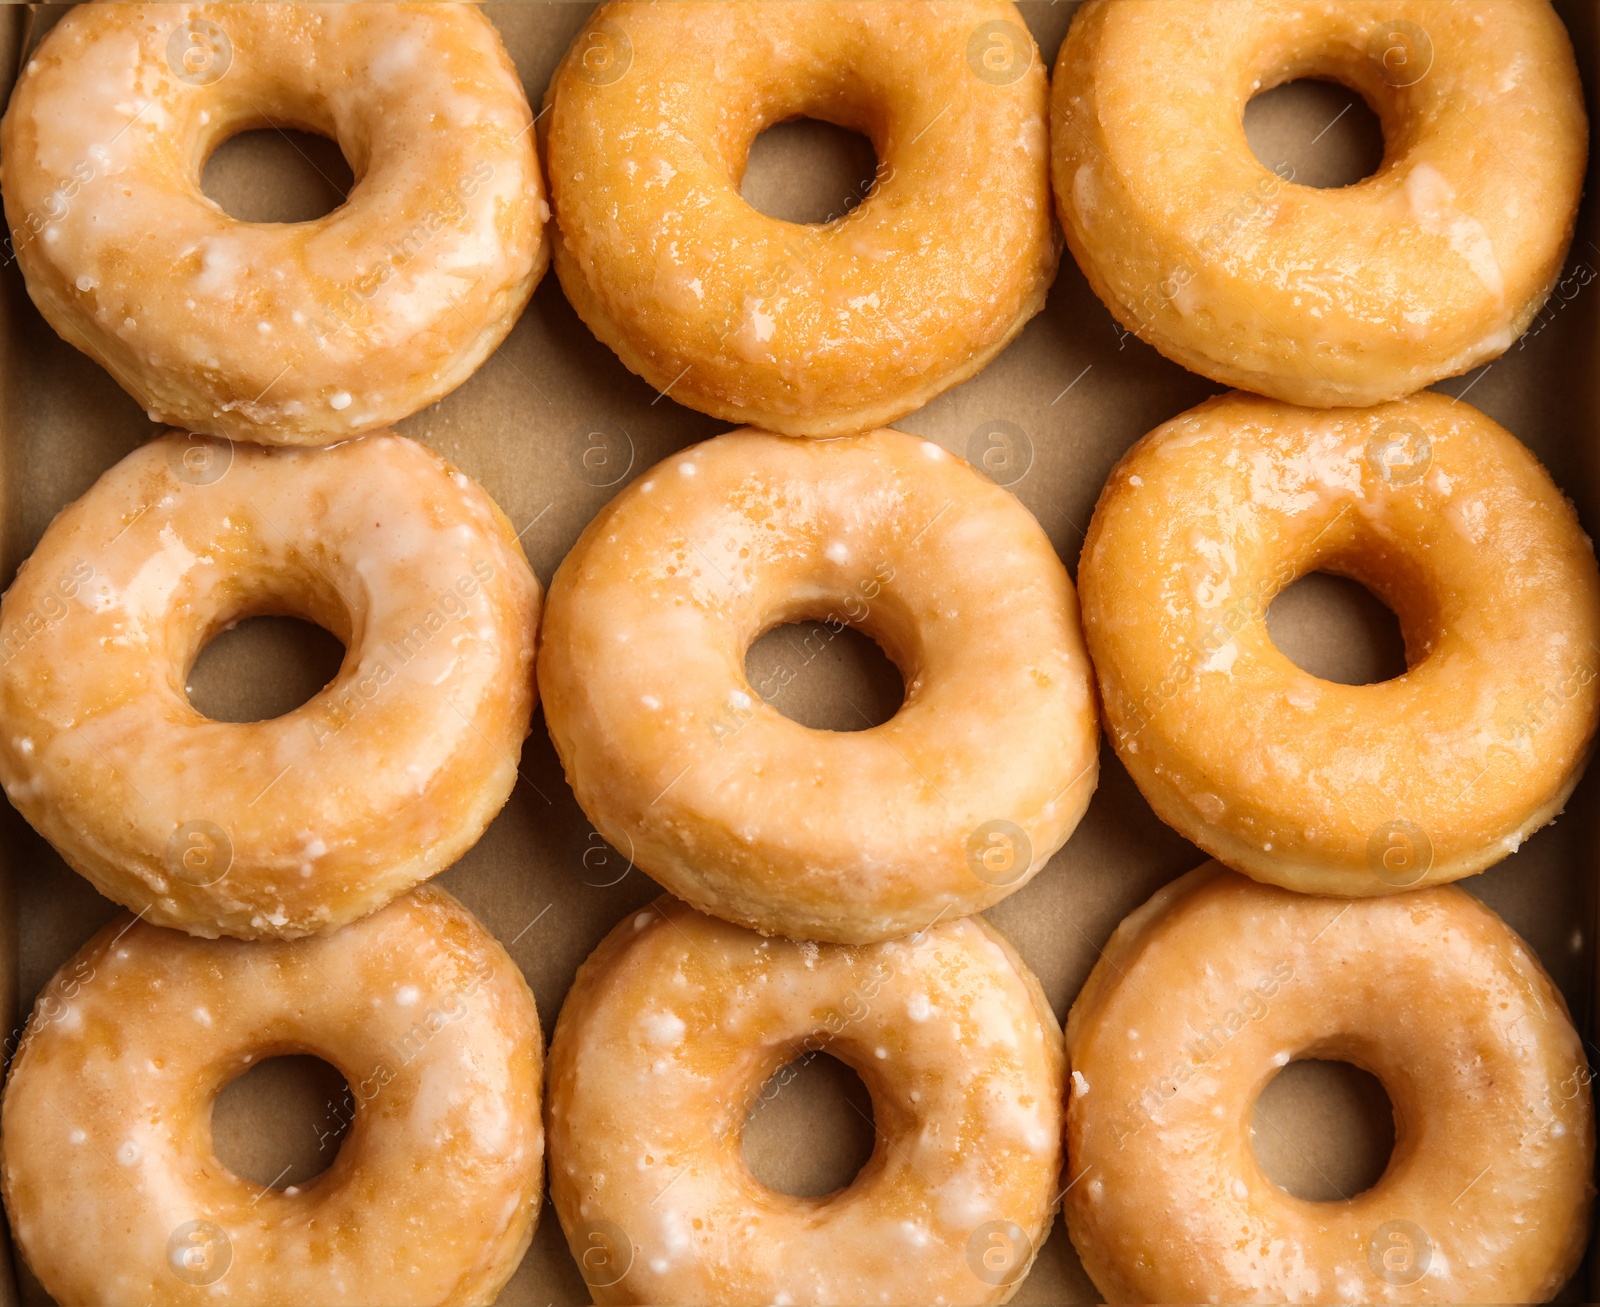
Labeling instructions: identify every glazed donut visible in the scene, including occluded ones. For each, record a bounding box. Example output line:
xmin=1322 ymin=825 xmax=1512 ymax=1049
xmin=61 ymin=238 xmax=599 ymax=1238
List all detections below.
xmin=538 ymin=428 xmax=1099 ymax=943
xmin=1063 ymin=864 xmax=1594 ymax=1302
xmin=1078 ymin=391 xmax=1600 ymax=897
xmin=2 ymin=885 xmax=544 ymax=1307
xmin=1 ymin=3 xmax=546 ymax=446
xmin=546 ymin=897 xmax=1064 ymax=1305
xmin=0 ymin=430 xmax=539 ymax=939
xmin=544 ymin=1 xmax=1056 ymax=437
xmin=1052 ymin=0 xmax=1587 ymax=406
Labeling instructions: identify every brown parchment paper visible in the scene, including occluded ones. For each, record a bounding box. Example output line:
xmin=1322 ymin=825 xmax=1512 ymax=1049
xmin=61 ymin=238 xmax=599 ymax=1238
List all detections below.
xmin=1 ymin=3 xmax=1598 ymax=1304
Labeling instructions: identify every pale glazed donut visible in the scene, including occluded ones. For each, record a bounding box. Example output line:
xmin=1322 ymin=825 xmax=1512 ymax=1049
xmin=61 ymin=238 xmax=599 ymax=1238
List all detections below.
xmin=547 ymin=896 xmax=1064 ymax=1306
xmin=2 ymin=885 xmax=543 ymax=1306
xmin=1052 ymin=0 xmax=1587 ymax=406
xmin=1 ymin=3 xmax=546 ymax=445
xmin=0 ymin=431 xmax=539 ymax=939
xmin=538 ymin=428 xmax=1099 ymax=944
xmin=1063 ymin=863 xmax=1594 ymax=1302
xmin=1078 ymin=391 xmax=1600 ymax=897
xmin=543 ymin=1 xmax=1056 ymax=437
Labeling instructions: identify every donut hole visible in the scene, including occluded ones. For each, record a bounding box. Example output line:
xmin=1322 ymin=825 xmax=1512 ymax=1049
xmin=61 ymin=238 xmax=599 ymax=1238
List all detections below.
xmin=744 ymin=620 xmax=905 ymax=731
xmin=202 ymin=128 xmax=354 ymax=224
xmin=187 ymin=616 xmax=347 ymax=723
xmin=1251 ymin=1058 xmax=1396 ymax=1201
xmin=211 ymin=1054 xmax=352 ymax=1190
xmin=741 ymin=118 xmax=882 ymax=226
xmin=741 ymin=1052 xmax=878 ymax=1198
xmin=1266 ymin=572 xmax=1408 ymax=686
xmin=1244 ymin=80 xmax=1386 ymax=189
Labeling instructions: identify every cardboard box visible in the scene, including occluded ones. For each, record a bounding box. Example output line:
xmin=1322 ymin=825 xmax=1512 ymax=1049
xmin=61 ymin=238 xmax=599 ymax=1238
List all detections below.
xmin=1 ymin=2 xmax=1597 ymax=1302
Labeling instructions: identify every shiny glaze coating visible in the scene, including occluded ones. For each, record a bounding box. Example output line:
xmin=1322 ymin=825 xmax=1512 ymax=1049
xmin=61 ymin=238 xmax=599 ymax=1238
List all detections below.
xmin=547 ymin=897 xmax=1064 ymax=1305
xmin=2 ymin=887 xmax=544 ymax=1306
xmin=0 ymin=432 xmax=539 ymax=938
xmin=1 ymin=3 xmax=546 ymax=444
xmin=1078 ymin=391 xmax=1600 ymax=896
xmin=1052 ymin=0 xmax=1586 ymax=406
xmin=538 ymin=428 xmax=1099 ymax=943
xmin=1064 ymin=864 xmax=1594 ymax=1303
xmin=544 ymin=1 xmax=1057 ymax=436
